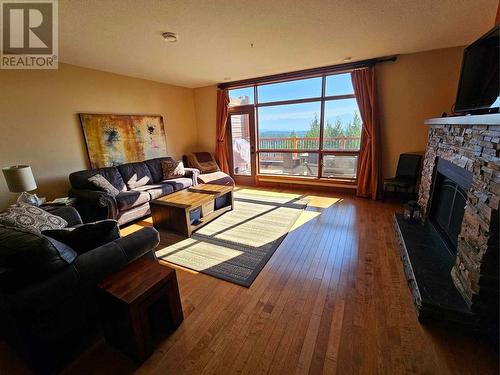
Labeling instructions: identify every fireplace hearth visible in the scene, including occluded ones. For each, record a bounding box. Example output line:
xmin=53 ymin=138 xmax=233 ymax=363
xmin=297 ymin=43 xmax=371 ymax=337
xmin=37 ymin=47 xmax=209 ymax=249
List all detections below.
xmin=394 ymin=114 xmax=499 ymax=343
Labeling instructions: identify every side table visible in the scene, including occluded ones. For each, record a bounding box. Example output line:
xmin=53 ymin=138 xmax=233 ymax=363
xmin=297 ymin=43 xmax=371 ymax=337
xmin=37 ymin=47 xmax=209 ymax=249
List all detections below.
xmin=96 ymin=257 xmax=184 ymax=362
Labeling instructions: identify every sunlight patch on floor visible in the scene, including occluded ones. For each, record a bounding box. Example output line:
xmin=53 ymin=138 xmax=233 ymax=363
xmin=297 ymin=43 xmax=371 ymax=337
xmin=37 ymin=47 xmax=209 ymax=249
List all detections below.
xmin=235 ymin=187 xmax=303 ymax=200
xmin=156 ymin=239 xmax=245 ymax=271
xmin=291 ymin=210 xmax=321 ymax=230
xmin=159 ymin=259 xmax=199 ymax=274
xmin=119 ymin=223 xmax=144 ymax=236
xmin=120 ymin=218 xmax=152 ymax=236
xmin=304 ymin=195 xmax=342 ymax=209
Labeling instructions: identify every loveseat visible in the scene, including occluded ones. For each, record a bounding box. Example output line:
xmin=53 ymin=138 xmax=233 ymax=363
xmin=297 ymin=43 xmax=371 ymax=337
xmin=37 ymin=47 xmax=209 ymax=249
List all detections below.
xmin=183 ymin=152 xmax=235 ymax=186
xmin=0 ymin=206 xmax=160 ymax=373
xmin=69 ymin=157 xmax=199 ymax=224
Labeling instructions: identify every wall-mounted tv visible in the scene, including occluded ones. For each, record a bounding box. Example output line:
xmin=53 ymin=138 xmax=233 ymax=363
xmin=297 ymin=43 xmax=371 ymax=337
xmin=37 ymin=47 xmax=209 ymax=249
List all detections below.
xmin=454 ymin=25 xmax=499 ymax=114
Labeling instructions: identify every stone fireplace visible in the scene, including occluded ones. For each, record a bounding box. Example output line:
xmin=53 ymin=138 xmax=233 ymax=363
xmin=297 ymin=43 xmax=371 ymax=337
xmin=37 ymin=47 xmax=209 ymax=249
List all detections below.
xmin=394 ymin=114 xmax=499 ymax=339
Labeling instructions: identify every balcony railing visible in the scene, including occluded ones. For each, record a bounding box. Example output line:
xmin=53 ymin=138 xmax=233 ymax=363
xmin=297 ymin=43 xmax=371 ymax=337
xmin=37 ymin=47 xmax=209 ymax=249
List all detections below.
xmin=259 ymin=136 xmax=361 ymax=152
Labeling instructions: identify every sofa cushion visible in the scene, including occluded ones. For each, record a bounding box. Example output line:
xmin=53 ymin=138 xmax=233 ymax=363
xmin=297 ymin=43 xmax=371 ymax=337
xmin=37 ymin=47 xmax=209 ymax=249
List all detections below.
xmin=69 ymin=167 xmax=126 ymax=191
xmin=161 ymin=159 xmax=185 ymax=180
xmin=115 ymin=191 xmax=150 ymax=210
xmin=117 ymin=162 xmax=154 ymax=189
xmin=88 ymin=174 xmax=120 ymax=196
xmin=42 ymin=220 xmax=120 ymax=254
xmin=0 ymin=225 xmax=77 ymax=278
xmin=117 ymin=205 xmax=151 ymax=225
xmin=162 ymin=177 xmax=193 ymax=191
xmin=0 ymin=204 xmax=68 ymax=234
xmin=198 ymin=171 xmax=235 ymax=186
xmin=150 ymin=184 xmax=175 ymax=199
xmin=145 ymin=157 xmax=176 ymax=183
xmin=132 ymin=184 xmax=175 ymax=200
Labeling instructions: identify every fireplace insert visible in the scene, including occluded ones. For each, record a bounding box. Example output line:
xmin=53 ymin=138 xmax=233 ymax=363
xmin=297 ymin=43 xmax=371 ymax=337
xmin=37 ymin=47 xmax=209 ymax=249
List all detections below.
xmin=429 ymin=158 xmax=472 ymax=254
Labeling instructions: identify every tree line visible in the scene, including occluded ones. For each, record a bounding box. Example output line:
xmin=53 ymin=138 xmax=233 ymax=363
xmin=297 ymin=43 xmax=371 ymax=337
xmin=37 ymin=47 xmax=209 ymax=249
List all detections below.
xmin=289 ymin=112 xmax=362 ymax=139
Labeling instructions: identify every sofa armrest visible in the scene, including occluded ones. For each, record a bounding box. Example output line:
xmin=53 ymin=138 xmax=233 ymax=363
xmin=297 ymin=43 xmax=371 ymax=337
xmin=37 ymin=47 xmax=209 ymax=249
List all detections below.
xmin=184 ymin=168 xmax=200 ymax=186
xmin=114 ymin=226 xmax=159 ymax=263
xmin=73 ymin=227 xmax=160 ymax=286
xmin=69 ymin=188 xmax=118 ymax=223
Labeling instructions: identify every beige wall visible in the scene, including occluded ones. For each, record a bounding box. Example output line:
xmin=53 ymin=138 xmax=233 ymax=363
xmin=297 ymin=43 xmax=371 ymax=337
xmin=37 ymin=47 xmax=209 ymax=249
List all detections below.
xmin=193 ymin=85 xmax=218 ymax=152
xmin=193 ymin=46 xmax=465 ymax=180
xmin=377 ymin=46 xmax=464 ymax=178
xmin=0 ymin=63 xmax=197 ymax=208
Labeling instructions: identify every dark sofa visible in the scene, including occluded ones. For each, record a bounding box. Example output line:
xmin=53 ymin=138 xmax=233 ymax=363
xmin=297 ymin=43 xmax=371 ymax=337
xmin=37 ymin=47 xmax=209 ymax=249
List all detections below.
xmin=0 ymin=206 xmax=160 ymax=373
xmin=69 ymin=157 xmax=200 ymax=224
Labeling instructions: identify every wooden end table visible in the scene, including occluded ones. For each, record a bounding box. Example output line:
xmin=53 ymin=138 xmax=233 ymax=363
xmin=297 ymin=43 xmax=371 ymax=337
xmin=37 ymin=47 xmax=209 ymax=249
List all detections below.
xmin=96 ymin=258 xmax=183 ymax=362
xmin=150 ymin=183 xmax=234 ymax=237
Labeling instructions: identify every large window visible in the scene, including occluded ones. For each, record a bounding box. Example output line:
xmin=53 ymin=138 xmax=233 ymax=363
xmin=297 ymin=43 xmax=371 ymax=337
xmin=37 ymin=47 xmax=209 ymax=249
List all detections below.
xmin=229 ymin=72 xmax=362 ymax=181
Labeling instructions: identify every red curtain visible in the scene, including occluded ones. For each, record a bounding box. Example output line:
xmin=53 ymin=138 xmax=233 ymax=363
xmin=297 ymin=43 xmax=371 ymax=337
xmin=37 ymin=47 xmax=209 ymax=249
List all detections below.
xmin=215 ymin=89 xmax=230 ymax=173
xmin=352 ymin=67 xmax=380 ymax=200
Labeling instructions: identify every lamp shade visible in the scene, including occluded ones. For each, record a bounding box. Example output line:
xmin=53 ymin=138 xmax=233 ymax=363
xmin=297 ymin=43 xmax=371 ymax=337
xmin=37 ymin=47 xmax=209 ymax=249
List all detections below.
xmin=2 ymin=165 xmax=37 ymax=192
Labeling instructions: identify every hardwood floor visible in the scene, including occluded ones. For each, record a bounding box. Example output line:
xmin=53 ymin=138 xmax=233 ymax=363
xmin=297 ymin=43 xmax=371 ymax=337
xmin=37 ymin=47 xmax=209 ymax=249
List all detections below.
xmin=1 ymin=187 xmax=498 ymax=374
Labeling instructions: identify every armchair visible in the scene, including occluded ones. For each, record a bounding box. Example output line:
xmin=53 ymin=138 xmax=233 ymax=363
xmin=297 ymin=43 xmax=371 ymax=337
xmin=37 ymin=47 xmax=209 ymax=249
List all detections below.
xmin=0 ymin=206 xmax=160 ymax=373
xmin=183 ymin=152 xmax=235 ymax=186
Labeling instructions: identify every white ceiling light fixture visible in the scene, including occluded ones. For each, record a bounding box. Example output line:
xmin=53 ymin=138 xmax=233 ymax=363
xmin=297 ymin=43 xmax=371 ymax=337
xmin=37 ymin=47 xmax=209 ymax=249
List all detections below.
xmin=162 ymin=32 xmax=178 ymax=43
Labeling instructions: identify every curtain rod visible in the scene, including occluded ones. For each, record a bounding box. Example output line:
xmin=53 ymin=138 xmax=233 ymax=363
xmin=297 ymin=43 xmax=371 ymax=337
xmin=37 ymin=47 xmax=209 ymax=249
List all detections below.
xmin=218 ymin=55 xmax=397 ymax=89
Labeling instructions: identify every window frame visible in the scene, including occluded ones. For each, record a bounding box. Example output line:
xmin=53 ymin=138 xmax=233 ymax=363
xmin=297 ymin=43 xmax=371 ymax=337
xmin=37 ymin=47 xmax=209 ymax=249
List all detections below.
xmin=229 ymin=70 xmax=362 ymax=181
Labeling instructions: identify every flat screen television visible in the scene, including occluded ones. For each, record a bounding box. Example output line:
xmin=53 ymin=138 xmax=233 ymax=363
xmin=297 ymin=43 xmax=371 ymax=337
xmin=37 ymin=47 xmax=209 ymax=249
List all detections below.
xmin=454 ymin=25 xmax=499 ymax=114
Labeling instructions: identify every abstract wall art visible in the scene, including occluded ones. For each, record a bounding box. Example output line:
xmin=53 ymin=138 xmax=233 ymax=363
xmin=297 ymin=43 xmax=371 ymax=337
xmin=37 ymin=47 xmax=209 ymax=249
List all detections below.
xmin=79 ymin=114 xmax=167 ymax=168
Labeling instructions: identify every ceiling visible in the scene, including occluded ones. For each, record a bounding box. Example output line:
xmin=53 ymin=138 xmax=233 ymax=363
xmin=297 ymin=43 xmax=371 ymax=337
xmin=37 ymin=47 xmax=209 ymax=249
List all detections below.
xmin=59 ymin=0 xmax=498 ymax=88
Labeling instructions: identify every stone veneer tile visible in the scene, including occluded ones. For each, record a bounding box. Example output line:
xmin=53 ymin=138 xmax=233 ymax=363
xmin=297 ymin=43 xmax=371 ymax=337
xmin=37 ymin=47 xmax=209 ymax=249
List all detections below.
xmin=418 ymin=123 xmax=499 ymax=310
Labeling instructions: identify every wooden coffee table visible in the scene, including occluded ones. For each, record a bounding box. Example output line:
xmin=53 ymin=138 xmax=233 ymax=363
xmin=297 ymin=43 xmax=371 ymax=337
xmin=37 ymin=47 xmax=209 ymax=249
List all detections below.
xmin=150 ymin=183 xmax=234 ymax=237
xmin=96 ymin=258 xmax=183 ymax=362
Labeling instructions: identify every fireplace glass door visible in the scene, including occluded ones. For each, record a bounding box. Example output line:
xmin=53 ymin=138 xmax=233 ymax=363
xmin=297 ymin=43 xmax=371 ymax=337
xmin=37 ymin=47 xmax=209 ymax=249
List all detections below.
xmin=430 ymin=175 xmax=468 ymax=253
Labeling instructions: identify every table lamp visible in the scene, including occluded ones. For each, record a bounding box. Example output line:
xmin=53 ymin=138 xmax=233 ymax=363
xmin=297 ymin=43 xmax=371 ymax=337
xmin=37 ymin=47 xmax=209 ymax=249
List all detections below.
xmin=2 ymin=165 xmax=40 ymax=205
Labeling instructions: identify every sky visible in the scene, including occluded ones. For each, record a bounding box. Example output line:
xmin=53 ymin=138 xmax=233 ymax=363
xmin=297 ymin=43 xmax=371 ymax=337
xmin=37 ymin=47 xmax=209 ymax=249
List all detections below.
xmin=229 ymin=73 xmax=361 ymax=134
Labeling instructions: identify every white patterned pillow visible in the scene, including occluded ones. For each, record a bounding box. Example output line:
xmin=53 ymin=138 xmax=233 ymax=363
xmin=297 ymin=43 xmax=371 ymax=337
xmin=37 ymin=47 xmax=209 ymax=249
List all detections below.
xmin=0 ymin=203 xmax=68 ymax=234
xmin=88 ymin=174 xmax=120 ymax=196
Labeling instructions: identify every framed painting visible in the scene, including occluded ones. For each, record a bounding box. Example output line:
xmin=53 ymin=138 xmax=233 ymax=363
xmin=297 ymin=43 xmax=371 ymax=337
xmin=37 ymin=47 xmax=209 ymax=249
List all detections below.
xmin=79 ymin=113 xmax=167 ymax=168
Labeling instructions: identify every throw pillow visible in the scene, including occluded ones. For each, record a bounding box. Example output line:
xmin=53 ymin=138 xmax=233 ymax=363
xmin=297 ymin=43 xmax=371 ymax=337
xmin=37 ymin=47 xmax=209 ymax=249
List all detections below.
xmin=0 ymin=203 xmax=68 ymax=234
xmin=88 ymin=174 xmax=120 ymax=196
xmin=0 ymin=225 xmax=77 ymax=286
xmin=161 ymin=160 xmax=185 ymax=180
xmin=42 ymin=219 xmax=120 ymax=254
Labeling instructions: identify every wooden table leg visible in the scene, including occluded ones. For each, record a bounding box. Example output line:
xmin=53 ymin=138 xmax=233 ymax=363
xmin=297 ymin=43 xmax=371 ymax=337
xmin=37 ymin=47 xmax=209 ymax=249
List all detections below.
xmin=164 ymin=272 xmax=184 ymax=328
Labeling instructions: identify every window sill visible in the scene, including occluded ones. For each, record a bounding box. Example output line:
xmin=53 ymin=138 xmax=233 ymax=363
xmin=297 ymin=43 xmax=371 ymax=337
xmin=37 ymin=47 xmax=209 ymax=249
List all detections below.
xmin=256 ymin=174 xmax=356 ymax=189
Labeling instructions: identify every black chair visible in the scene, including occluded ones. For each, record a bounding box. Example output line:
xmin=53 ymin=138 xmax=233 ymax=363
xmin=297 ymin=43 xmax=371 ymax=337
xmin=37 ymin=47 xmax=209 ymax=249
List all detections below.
xmin=383 ymin=153 xmax=422 ymax=200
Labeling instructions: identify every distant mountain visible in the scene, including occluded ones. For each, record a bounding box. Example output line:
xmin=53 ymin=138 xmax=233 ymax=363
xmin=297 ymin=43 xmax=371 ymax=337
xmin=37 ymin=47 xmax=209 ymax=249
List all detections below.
xmin=259 ymin=130 xmax=308 ymax=138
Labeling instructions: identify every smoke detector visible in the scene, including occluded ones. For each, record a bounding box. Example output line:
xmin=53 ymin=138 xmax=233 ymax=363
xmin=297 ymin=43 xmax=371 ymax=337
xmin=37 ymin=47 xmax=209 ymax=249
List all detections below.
xmin=162 ymin=32 xmax=178 ymax=43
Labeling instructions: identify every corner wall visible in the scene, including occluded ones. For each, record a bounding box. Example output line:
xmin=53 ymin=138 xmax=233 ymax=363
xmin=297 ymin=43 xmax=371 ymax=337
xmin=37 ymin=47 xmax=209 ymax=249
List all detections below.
xmin=0 ymin=63 xmax=198 ymax=208
xmin=377 ymin=46 xmax=464 ymax=178
xmin=194 ymin=85 xmax=218 ymax=152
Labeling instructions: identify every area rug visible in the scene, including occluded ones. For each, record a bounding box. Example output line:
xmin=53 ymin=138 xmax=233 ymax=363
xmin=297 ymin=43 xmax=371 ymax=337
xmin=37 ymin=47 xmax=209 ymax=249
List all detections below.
xmin=155 ymin=190 xmax=308 ymax=287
